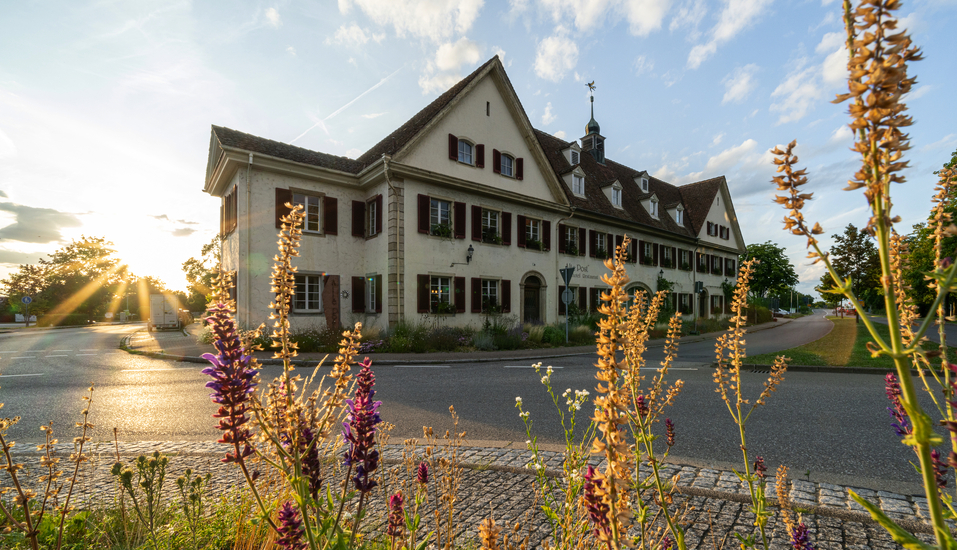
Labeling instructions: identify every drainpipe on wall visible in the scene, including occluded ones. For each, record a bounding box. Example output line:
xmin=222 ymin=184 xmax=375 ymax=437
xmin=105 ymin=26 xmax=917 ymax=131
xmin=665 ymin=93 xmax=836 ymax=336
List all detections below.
xmin=244 ymin=152 xmax=253 ymax=326
xmin=554 ymin=207 xmax=577 ymax=324
xmin=382 ymin=154 xmax=403 ymax=326
xmin=692 ymin=237 xmax=701 ymax=333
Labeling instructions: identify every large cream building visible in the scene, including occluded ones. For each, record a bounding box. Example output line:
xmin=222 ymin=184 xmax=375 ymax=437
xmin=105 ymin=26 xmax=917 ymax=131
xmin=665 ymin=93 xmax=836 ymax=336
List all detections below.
xmin=203 ymin=56 xmax=746 ymax=331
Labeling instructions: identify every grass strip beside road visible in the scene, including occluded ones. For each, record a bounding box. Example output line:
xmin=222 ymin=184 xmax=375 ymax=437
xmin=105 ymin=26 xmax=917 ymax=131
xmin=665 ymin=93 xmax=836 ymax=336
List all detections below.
xmin=743 ymin=317 xmax=954 ymax=369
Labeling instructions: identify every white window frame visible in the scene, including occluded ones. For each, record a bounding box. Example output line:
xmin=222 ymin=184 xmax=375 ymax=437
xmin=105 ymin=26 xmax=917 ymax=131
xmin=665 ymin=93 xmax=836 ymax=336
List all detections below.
xmin=572 ymin=174 xmax=585 ymax=196
xmin=571 ymin=150 xmax=580 ymax=165
xmin=676 ymin=207 xmax=684 ymax=225
xmin=596 ymin=232 xmax=607 ymax=253
xmin=663 ymin=246 xmax=673 ymax=264
xmin=650 ymin=198 xmax=659 ymax=218
xmin=501 ymin=154 xmax=514 ymax=177
xmin=430 ymin=198 xmax=451 ymax=228
xmin=565 ymin=226 xmax=578 ymax=252
xmin=482 ymin=209 xmax=499 ymax=241
xmin=366 ymin=275 xmax=378 ymax=313
xmin=367 ymin=198 xmax=378 ymax=236
xmin=640 ymin=178 xmax=649 ymax=193
xmin=481 ymin=279 xmax=499 ymax=310
xmin=612 ymin=187 xmax=622 ymax=208
xmin=457 ymin=140 xmax=473 ymax=165
xmin=294 ymin=274 xmax=323 ymax=312
xmin=525 ymin=218 xmax=541 ymax=244
xmin=293 ymin=193 xmax=322 ymax=233
xmin=430 ymin=276 xmax=452 ymax=312
xmin=643 ymin=242 xmax=653 ymax=260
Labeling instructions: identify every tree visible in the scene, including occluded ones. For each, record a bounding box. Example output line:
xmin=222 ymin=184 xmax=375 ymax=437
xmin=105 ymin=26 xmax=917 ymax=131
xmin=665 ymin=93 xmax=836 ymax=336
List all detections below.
xmin=741 ymin=241 xmax=799 ymax=299
xmin=816 ymin=224 xmax=881 ymax=310
xmin=181 ymin=236 xmax=221 ymax=311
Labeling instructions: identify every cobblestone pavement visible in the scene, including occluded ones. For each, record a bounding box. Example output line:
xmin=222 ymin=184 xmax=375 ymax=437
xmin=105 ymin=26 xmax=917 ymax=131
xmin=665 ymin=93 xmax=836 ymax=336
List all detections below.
xmin=3 ymin=440 xmax=939 ymax=548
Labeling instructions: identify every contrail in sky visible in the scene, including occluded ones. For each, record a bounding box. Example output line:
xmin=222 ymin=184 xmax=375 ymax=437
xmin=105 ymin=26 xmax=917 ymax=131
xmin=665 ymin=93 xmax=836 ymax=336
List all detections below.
xmin=291 ymin=66 xmax=404 ymax=144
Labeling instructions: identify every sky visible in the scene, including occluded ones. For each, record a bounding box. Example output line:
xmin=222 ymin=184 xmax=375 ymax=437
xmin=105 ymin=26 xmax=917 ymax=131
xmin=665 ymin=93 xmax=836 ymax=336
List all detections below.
xmin=0 ymin=0 xmax=954 ymax=296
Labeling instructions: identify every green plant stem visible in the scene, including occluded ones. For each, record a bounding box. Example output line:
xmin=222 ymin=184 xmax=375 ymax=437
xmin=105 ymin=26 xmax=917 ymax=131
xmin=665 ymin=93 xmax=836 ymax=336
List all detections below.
xmin=0 ymin=432 xmax=39 ymax=550
xmin=638 ymin=420 xmax=685 ymax=549
xmin=232 ymin=440 xmax=280 ymax=534
xmin=735 ymin=418 xmax=769 ymax=550
xmin=348 ymin=491 xmax=366 ymax=548
xmin=326 ymin=462 xmax=354 ymax=548
xmin=56 ymin=389 xmax=93 ymax=550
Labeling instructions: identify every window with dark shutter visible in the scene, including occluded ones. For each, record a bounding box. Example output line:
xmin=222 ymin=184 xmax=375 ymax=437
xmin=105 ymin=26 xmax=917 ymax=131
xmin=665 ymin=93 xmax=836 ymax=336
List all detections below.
xmin=542 ymin=220 xmax=550 ymax=250
xmin=578 ymin=228 xmax=586 ymax=256
xmin=417 ymin=194 xmax=430 ymax=234
xmin=558 ymin=224 xmax=566 ymax=253
xmin=471 ymin=278 xmax=482 ymax=313
xmin=558 ymin=285 xmax=566 ymax=316
xmin=476 ymin=144 xmax=485 ymax=168
xmin=501 ymin=280 xmax=511 ymax=313
xmin=516 ymin=158 xmax=523 ymax=180
xmin=578 ymin=287 xmax=587 ymax=309
xmin=615 ymin=235 xmax=624 ymax=258
xmin=352 ymin=201 xmax=365 ymax=237
xmin=448 ymin=134 xmax=458 ymax=160
xmin=454 ymin=277 xmax=465 ymax=313
xmin=501 ymin=212 xmax=511 ymax=245
xmin=417 ymin=275 xmax=430 ymax=313
xmin=630 ymin=239 xmax=638 ymax=263
xmin=653 ymin=243 xmax=660 ymax=266
xmin=471 ymin=205 xmax=482 ymax=241
xmin=352 ymin=277 xmax=365 ymax=312
xmin=590 ymin=230 xmax=597 ymax=257
xmin=375 ymin=276 xmax=382 ymax=313
xmin=453 ymin=202 xmax=466 ymax=239
xmin=638 ymin=240 xmax=645 ymax=263
xmin=492 ymin=149 xmax=501 ymax=174
xmin=275 ymin=188 xmax=292 ymax=228
xmin=516 ymin=215 xmax=526 ymax=247
xmin=374 ymin=195 xmax=383 ymax=236
xmin=323 ymin=197 xmax=337 ymax=235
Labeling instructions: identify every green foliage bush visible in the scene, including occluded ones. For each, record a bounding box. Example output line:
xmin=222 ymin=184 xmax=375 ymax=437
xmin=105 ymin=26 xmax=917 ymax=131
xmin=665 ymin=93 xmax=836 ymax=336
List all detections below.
xmin=569 ymin=325 xmax=593 ymax=345
xmin=38 ymin=313 xmax=89 ymax=327
xmin=542 ymin=325 xmax=565 ymax=345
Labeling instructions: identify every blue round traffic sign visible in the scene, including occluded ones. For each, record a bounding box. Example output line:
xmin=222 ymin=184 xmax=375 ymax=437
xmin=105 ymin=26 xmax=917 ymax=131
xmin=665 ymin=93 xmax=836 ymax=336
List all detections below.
xmin=21 ymin=296 xmax=32 ymax=304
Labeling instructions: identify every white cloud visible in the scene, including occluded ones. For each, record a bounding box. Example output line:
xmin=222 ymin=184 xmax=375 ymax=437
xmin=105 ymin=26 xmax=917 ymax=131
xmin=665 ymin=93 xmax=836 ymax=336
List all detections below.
xmin=905 ymin=84 xmax=932 ymax=101
xmin=362 ymin=112 xmax=386 ymax=119
xmin=815 ymin=31 xmax=844 ymax=54
xmin=346 ymin=148 xmax=363 ymax=158
xmin=534 ymin=29 xmax=579 ymax=82
xmin=703 ymin=138 xmax=757 ymax=172
xmin=721 ymin=64 xmax=758 ymax=104
xmin=419 ymin=71 xmax=463 ymax=94
xmin=286 ymin=46 xmax=297 ymax=56
xmin=0 ymin=127 xmax=16 ymax=159
xmin=712 ymin=132 xmax=725 ymax=146
xmin=327 ymin=23 xmax=385 ymax=47
xmin=541 ymin=102 xmax=557 ymax=125
xmin=828 ymin=125 xmax=852 ymax=143
xmin=669 ymin=0 xmax=706 ymax=38
xmin=265 ymin=8 xmax=282 ymax=28
xmin=492 ymin=47 xmax=507 ymax=65
xmin=921 ymin=133 xmax=957 ymax=152
xmin=770 ymin=59 xmax=823 ymax=124
xmin=687 ymin=0 xmax=773 ymax=69
xmin=633 ymin=55 xmax=654 ymax=76
xmin=343 ymin=0 xmax=484 ymax=43
xmin=435 ymin=37 xmax=481 ymax=71
xmin=0 ymin=202 xmax=82 ymax=244
xmin=622 ymin=0 xmax=671 ymax=36
xmin=553 ymin=130 xmax=567 ymax=139
xmin=338 ymin=0 xmax=352 ymax=14
xmin=816 ymin=32 xmax=848 ymax=87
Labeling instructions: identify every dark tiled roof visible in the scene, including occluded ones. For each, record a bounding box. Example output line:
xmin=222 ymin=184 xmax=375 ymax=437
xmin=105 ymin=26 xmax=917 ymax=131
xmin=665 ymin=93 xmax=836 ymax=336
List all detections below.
xmin=355 ymin=57 xmax=498 ymax=168
xmin=534 ymin=129 xmax=722 ymax=240
xmin=212 ymin=125 xmax=363 ymax=173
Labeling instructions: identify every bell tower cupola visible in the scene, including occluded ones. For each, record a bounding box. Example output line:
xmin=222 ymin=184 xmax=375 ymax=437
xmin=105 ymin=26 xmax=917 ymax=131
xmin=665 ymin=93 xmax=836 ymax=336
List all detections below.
xmin=580 ymin=81 xmax=605 ymax=164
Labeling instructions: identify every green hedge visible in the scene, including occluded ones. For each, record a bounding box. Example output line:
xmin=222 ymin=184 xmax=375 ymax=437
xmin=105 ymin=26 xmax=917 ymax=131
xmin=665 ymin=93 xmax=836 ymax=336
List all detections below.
xmin=38 ymin=314 xmax=90 ymax=327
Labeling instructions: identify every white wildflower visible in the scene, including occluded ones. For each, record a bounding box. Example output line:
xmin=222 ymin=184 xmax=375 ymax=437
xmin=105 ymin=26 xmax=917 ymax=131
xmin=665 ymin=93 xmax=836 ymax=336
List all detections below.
xmin=515 ymin=396 xmax=523 ymax=404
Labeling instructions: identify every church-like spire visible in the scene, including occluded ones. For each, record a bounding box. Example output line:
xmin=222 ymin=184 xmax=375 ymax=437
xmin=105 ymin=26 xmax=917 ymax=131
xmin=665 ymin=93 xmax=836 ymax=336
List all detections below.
xmin=581 ymin=81 xmax=605 ymax=164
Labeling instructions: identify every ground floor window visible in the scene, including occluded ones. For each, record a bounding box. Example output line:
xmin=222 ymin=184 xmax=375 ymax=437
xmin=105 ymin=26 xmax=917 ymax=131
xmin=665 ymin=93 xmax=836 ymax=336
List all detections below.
xmin=294 ymin=274 xmax=322 ymax=312
xmin=481 ymin=279 xmax=498 ymax=311
xmin=367 ymin=275 xmax=378 ymax=312
xmin=431 ymin=276 xmax=452 ymax=313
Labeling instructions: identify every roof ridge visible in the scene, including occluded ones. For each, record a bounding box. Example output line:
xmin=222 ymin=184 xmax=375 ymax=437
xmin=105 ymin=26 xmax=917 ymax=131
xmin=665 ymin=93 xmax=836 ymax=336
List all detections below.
xmin=213 ymin=125 xmax=358 ymax=164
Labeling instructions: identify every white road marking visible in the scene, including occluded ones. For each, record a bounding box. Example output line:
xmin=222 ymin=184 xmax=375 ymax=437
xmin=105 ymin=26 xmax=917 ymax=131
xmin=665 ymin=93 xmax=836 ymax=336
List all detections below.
xmin=119 ymin=368 xmax=191 ymax=372
xmin=0 ymin=373 xmax=44 ymax=378
xmin=46 ymin=355 xmax=69 ymax=358
xmin=51 ymin=350 xmax=72 ymax=352
xmin=394 ymin=365 xmax=450 ymax=368
xmin=503 ymin=365 xmax=564 ymax=369
xmin=80 ymin=349 xmax=101 ymax=351
xmin=75 ymin=354 xmax=98 ymax=356
xmin=639 ymin=367 xmax=699 ymax=371
xmin=12 ymin=356 xmax=35 ymax=359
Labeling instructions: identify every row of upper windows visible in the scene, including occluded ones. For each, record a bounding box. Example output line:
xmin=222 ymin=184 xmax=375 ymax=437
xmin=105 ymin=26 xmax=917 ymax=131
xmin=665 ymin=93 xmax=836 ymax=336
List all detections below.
xmin=707 ymin=222 xmax=732 ymax=240
xmin=448 ymin=134 xmax=524 ymax=179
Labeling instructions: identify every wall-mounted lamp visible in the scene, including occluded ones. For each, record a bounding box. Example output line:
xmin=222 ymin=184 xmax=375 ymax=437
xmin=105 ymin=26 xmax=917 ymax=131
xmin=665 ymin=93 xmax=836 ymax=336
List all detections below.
xmin=658 ymin=269 xmax=664 ymax=277
xmin=467 ymin=244 xmax=474 ymax=264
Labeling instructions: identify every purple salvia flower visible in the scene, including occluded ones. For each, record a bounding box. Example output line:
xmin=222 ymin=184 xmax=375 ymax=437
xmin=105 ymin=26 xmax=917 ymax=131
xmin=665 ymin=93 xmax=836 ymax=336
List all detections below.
xmin=276 ymin=501 xmax=306 ymax=550
xmin=790 ymin=522 xmax=815 ymax=550
xmin=884 ymin=373 xmax=911 ymax=437
xmin=342 ymin=357 xmax=382 ymax=493
xmin=417 ymin=461 xmax=429 ymax=484
xmin=665 ymin=418 xmax=675 ymax=447
xmin=583 ymin=465 xmax=611 ymax=540
xmin=201 ymin=303 xmax=258 ymax=463
xmin=301 ymin=427 xmax=323 ymax=500
xmin=387 ymin=491 xmax=405 ymax=539
xmin=636 ymin=395 xmax=649 ymax=417
xmin=931 ymin=448 xmax=948 ymax=489
xmin=753 ymin=456 xmax=767 ymax=479
xmin=661 ymin=535 xmax=674 ymax=550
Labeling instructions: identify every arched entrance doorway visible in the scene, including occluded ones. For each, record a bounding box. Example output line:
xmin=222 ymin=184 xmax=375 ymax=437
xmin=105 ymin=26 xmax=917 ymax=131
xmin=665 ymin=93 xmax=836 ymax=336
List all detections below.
xmin=521 ymin=273 xmax=545 ymax=323
xmin=698 ymin=289 xmax=710 ymax=320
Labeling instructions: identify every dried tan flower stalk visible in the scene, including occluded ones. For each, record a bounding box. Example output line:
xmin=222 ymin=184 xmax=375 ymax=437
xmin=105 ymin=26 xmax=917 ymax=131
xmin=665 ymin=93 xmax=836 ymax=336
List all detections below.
xmin=479 ymin=516 xmax=503 ymax=550
xmin=775 ymin=465 xmax=795 ymax=533
xmin=269 ymin=203 xmax=304 ymax=367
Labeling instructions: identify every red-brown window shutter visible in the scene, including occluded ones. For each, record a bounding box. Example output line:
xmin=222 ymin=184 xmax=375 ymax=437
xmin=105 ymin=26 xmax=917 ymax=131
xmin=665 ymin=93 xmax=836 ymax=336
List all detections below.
xmin=502 ymin=212 xmax=512 ymax=245
xmin=615 ymin=235 xmax=624 ymax=258
xmin=352 ymin=201 xmax=365 ymax=237
xmin=638 ymin=240 xmax=645 ymax=263
xmin=501 ymin=280 xmax=511 ymax=313
xmin=558 ymin=286 xmax=566 ymax=316
xmin=558 ymin=224 xmax=566 ymax=253
xmin=275 ymin=188 xmax=292 ymax=228
xmin=375 ymin=276 xmax=382 ymax=313
xmin=476 ymin=144 xmax=485 ymax=168
xmin=448 ymin=134 xmax=458 ymax=160
xmin=630 ymin=239 xmax=638 ymax=263
xmin=516 ymin=158 xmax=524 ymax=180
xmin=578 ymin=227 xmax=586 ymax=256
xmin=542 ymin=221 xmax=551 ymax=250
xmin=352 ymin=277 xmax=365 ymax=312
xmin=375 ymin=195 xmax=383 ymax=235
xmin=471 ymin=278 xmax=482 ymax=313
xmin=589 ymin=230 xmax=597 ymax=257
xmin=417 ymin=194 xmax=430 ymax=234
xmin=516 ymin=215 xmax=526 ymax=247
xmin=453 ymin=202 xmax=466 ymax=239
xmin=672 ymin=247 xmax=678 ymax=268
xmin=454 ymin=277 xmax=465 ymax=313
xmin=417 ymin=275 xmax=430 ymax=313
xmin=471 ymin=205 xmax=482 ymax=241
xmin=653 ymin=243 xmax=660 ymax=266
xmin=492 ymin=149 xmax=501 ymax=174
xmin=323 ymin=197 xmax=337 ymax=235
xmin=578 ymin=286 xmax=587 ymax=308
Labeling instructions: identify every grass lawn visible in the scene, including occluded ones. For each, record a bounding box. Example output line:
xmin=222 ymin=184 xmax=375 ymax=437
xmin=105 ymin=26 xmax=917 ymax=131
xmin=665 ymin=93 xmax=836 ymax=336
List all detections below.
xmin=743 ymin=317 xmax=949 ymax=368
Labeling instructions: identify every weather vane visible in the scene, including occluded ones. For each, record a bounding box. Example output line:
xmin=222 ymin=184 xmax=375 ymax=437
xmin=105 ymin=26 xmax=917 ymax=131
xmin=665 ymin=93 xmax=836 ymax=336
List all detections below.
xmin=586 ymin=81 xmax=596 ymax=93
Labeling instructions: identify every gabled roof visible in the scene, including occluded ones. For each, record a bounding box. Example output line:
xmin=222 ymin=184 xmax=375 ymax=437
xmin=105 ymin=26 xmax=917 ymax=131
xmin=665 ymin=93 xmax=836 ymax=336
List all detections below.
xmin=677 ymin=176 xmax=723 ymax=235
xmin=211 ymin=125 xmax=363 ymax=173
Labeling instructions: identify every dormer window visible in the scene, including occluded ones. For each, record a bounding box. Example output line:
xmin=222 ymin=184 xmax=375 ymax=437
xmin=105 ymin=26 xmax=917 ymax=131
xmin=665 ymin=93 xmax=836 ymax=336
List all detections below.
xmin=675 ymin=205 xmax=684 ymax=225
xmin=571 ymin=150 xmax=580 ymax=165
xmin=612 ymin=187 xmax=622 ymax=208
xmin=572 ymin=174 xmax=585 ymax=196
xmin=501 ymin=154 xmax=514 ymax=177
xmin=650 ymin=197 xmax=659 ymax=219
xmin=458 ymin=140 xmax=473 ymax=165
xmin=640 ymin=177 xmax=649 ymax=193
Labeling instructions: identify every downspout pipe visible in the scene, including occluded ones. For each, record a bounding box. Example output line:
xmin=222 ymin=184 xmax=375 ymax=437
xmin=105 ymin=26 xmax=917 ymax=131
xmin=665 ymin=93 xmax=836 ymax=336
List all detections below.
xmin=555 ymin=207 xmax=578 ymax=323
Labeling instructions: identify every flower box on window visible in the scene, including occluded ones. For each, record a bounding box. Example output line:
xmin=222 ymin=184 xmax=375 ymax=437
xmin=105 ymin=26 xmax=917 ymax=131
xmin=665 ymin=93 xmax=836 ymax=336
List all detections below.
xmin=525 ymin=239 xmax=543 ymax=251
xmin=431 ymin=223 xmax=453 ymax=238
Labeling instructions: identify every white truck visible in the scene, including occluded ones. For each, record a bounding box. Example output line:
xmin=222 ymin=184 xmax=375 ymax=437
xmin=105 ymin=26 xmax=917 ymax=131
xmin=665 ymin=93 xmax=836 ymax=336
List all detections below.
xmin=148 ymin=294 xmax=180 ymax=331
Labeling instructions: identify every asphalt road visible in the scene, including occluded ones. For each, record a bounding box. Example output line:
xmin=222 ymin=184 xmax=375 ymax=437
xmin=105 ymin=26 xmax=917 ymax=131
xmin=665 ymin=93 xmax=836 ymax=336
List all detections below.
xmin=0 ymin=314 xmax=938 ymax=493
